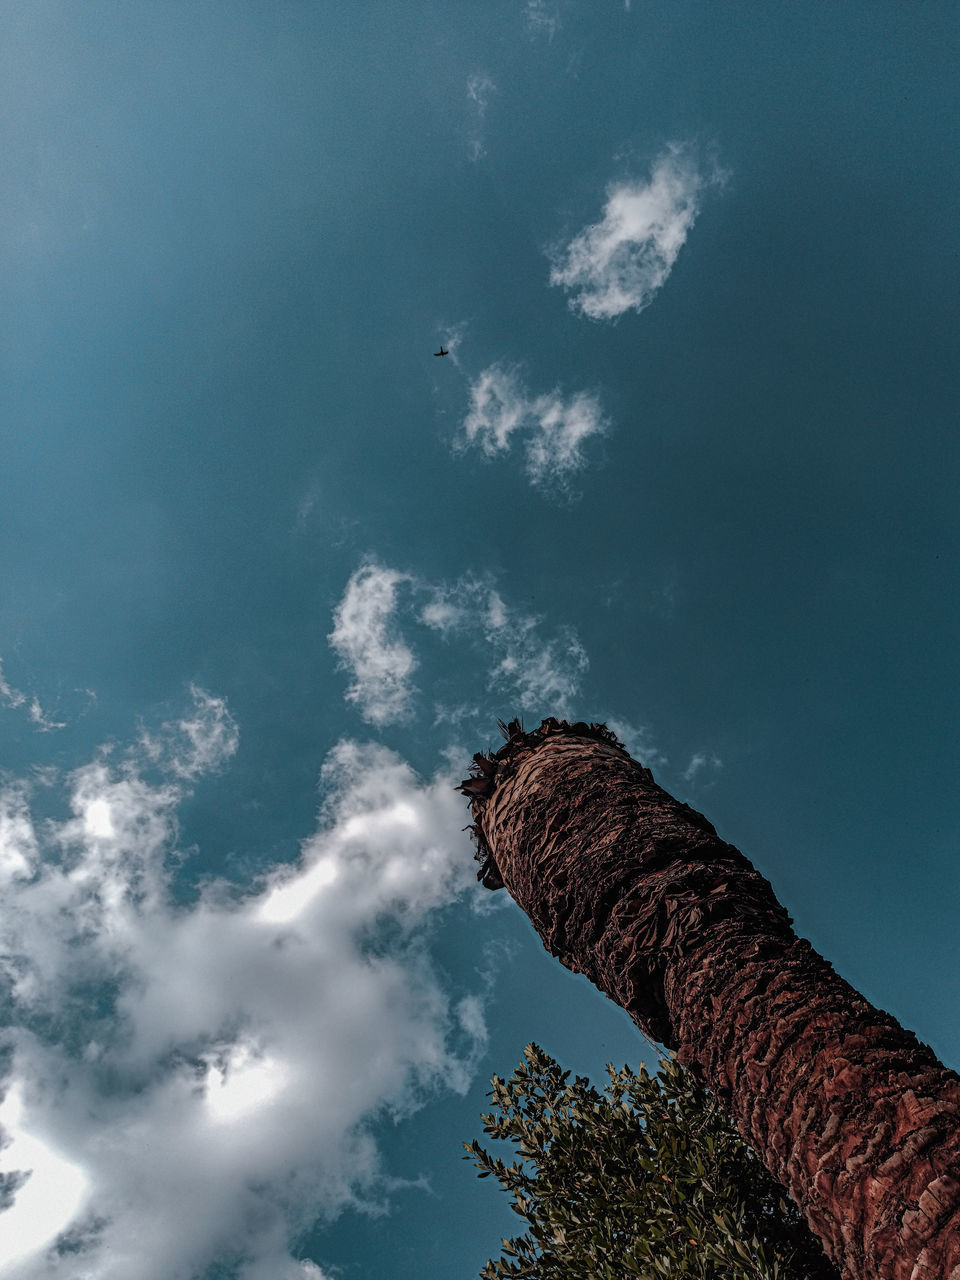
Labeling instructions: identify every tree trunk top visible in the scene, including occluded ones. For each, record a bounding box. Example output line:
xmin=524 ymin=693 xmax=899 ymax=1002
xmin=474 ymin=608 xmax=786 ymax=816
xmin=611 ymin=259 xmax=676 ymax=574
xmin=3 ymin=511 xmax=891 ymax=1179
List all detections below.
xmin=458 ymin=717 xmax=634 ymax=889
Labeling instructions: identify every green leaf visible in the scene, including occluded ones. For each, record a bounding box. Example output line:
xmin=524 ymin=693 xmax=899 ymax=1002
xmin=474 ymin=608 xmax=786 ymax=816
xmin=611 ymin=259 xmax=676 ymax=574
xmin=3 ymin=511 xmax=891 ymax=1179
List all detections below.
xmin=466 ymin=1045 xmax=839 ymax=1280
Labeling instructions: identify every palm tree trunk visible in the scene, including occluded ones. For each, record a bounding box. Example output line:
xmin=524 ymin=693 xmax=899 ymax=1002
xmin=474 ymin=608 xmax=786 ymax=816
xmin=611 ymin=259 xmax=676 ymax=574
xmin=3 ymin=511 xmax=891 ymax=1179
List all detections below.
xmin=460 ymin=718 xmax=960 ymax=1280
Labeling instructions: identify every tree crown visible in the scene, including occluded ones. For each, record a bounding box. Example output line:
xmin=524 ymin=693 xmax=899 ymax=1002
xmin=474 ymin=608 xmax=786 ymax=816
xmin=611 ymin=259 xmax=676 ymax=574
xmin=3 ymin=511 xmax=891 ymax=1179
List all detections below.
xmin=465 ymin=1043 xmax=839 ymax=1280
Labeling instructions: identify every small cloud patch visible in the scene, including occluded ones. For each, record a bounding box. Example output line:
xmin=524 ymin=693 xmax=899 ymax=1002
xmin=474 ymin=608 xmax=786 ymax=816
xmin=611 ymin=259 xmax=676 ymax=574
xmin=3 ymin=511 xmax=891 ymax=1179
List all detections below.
xmin=138 ymin=685 xmax=239 ymax=781
xmin=331 ymin=565 xmax=592 ymax=725
xmin=458 ymin=364 xmax=607 ymax=495
xmin=525 ymin=0 xmax=560 ymax=40
xmin=483 ymin=589 xmax=588 ymax=714
xmin=603 ymin=717 xmax=667 ymax=768
xmin=420 ymin=575 xmax=591 ymax=719
xmin=328 ymin=565 xmax=418 ymax=726
xmin=549 ymin=145 xmax=726 ymax=320
xmin=0 ymin=657 xmax=66 ymax=732
xmin=465 ymin=73 xmax=496 ymax=162
xmin=683 ymin=752 xmax=723 ymax=783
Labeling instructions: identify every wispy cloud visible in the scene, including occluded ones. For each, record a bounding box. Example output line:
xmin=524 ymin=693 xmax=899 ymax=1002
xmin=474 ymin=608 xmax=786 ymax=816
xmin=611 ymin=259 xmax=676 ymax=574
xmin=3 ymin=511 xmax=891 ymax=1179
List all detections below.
xmin=603 ymin=716 xmax=667 ymax=768
xmin=465 ymin=73 xmax=496 ymax=162
xmin=482 ymin=589 xmax=588 ymax=714
xmin=466 ymin=73 xmax=495 ymax=113
xmin=0 ymin=658 xmax=27 ymax=710
xmin=295 ymin=479 xmax=324 ymax=531
xmin=435 ymin=321 xmax=466 ymax=370
xmin=0 ymin=700 xmax=482 ymax=1279
xmin=27 ymin=697 xmax=67 ymax=733
xmin=328 ymin=565 xmax=418 ymax=726
xmin=0 ymin=657 xmax=66 ymax=731
xmin=328 ymin=566 xmax=713 ymax=793
xmin=683 ymin=751 xmax=723 ymax=783
xmin=420 ymin=574 xmax=589 ymax=718
xmin=525 ymin=0 xmax=560 ymax=40
xmin=458 ymin=364 xmax=607 ymax=495
xmin=549 ymin=145 xmax=726 ymax=320
xmin=330 ymin=566 xmax=592 ymax=726
xmin=138 ymin=684 xmax=239 ymax=781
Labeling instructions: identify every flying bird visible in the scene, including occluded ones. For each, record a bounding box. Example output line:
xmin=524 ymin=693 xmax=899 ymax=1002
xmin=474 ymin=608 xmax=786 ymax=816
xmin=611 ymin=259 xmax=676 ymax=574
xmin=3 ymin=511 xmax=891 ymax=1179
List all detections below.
xmin=434 ymin=347 xmax=448 ymax=357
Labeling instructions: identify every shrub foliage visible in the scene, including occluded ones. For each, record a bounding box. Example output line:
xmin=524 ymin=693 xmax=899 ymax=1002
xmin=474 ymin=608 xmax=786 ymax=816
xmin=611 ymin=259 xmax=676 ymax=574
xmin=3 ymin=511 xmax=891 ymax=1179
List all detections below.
xmin=465 ymin=1044 xmax=839 ymax=1280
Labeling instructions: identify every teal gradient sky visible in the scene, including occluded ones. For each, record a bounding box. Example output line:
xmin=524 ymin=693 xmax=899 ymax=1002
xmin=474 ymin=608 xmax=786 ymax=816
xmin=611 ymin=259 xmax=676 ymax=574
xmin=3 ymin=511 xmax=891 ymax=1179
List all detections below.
xmin=1 ymin=4 xmax=958 ymax=1277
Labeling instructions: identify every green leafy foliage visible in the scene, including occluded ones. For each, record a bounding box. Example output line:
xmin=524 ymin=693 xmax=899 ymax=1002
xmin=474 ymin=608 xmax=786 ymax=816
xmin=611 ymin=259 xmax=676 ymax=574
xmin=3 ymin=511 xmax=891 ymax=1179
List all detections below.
xmin=465 ymin=1044 xmax=839 ymax=1280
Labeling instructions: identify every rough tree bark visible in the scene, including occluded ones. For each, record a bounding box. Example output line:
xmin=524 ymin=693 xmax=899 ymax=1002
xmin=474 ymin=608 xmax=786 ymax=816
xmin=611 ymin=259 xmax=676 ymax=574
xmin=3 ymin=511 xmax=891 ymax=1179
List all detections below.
xmin=459 ymin=718 xmax=960 ymax=1280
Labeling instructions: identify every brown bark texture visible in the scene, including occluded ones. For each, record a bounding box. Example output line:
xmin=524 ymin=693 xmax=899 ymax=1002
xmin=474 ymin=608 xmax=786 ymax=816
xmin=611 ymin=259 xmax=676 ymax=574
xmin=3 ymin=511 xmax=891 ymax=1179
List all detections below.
xmin=459 ymin=718 xmax=960 ymax=1280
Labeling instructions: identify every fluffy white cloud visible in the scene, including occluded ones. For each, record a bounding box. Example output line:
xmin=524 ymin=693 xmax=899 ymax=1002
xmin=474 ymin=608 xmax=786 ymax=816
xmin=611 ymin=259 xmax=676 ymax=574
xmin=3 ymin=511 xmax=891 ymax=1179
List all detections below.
xmin=459 ymin=365 xmax=607 ymax=493
xmin=0 ymin=699 xmax=482 ymax=1279
xmin=0 ymin=786 xmax=38 ymax=884
xmin=549 ymin=146 xmax=725 ymax=320
xmin=328 ymin=565 xmax=418 ymax=725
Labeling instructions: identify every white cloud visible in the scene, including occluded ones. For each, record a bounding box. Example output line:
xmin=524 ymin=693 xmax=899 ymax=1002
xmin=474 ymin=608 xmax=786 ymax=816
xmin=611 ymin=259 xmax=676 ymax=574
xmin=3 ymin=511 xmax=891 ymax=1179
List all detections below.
xmin=330 ymin=564 xmax=592 ymax=725
xmin=0 ymin=658 xmax=65 ymax=732
xmin=483 ymin=590 xmax=588 ymax=715
xmin=459 ymin=364 xmax=607 ymax=493
xmin=683 ymin=752 xmax=723 ymax=783
xmin=434 ymin=321 xmax=466 ymax=370
xmin=0 ymin=1082 xmax=89 ymax=1273
xmin=524 ymin=389 xmax=608 ymax=490
xmin=420 ymin=576 xmax=589 ymax=718
xmin=461 ymin=366 xmax=527 ymax=456
xmin=602 ymin=717 xmax=668 ymax=768
xmin=549 ymin=145 xmax=725 ymax=320
xmin=328 ymin=564 xmax=418 ymax=725
xmin=138 ymin=684 xmax=239 ymax=780
xmin=0 ymin=658 xmax=26 ymax=709
xmin=241 ymin=1262 xmax=332 ymax=1280
xmin=295 ymin=479 xmax=323 ymax=531
xmin=466 ymin=73 xmax=495 ymax=113
xmin=465 ymin=73 xmax=496 ymax=162
xmin=525 ymin=0 xmax=560 ymax=40
xmin=0 ymin=703 xmax=483 ymax=1279
xmin=27 ymin=697 xmax=66 ymax=732
xmin=0 ymin=785 xmax=38 ymax=884
xmin=420 ymin=595 xmax=465 ymax=634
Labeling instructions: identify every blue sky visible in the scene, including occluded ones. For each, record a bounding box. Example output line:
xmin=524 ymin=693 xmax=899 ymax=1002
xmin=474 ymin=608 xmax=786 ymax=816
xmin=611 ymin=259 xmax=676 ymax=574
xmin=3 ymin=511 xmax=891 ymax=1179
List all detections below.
xmin=1 ymin=2 xmax=958 ymax=1276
